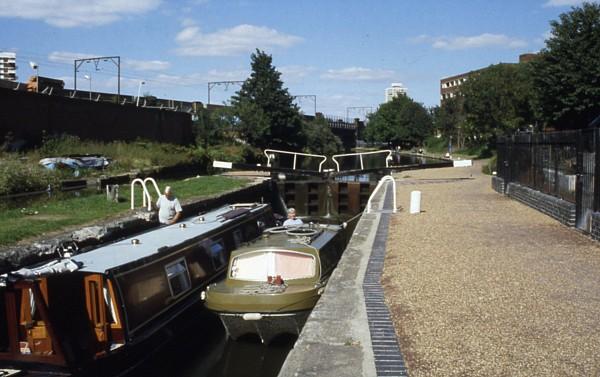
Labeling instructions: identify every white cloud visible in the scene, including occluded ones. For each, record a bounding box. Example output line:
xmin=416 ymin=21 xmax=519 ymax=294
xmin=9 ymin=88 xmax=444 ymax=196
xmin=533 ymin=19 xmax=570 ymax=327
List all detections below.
xmin=151 ymin=69 xmax=248 ymax=87
xmin=0 ymin=0 xmax=161 ymax=28
xmin=124 ymin=59 xmax=171 ymax=71
xmin=543 ymin=0 xmax=585 ymax=7
xmin=321 ymin=67 xmax=396 ymax=81
xmin=413 ymin=33 xmax=527 ymax=50
xmin=49 ymin=51 xmax=170 ymax=72
xmin=279 ymin=65 xmax=316 ymax=82
xmin=49 ymin=51 xmax=98 ymax=64
xmin=175 ymin=24 xmax=303 ymax=56
xmin=204 ymin=69 xmax=248 ymax=81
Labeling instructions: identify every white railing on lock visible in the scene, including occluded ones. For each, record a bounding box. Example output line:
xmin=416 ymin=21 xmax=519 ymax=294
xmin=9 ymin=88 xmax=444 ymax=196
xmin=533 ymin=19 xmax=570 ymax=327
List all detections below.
xmin=263 ymin=149 xmax=328 ymax=172
xmin=366 ymin=175 xmax=397 ymax=214
xmin=130 ymin=177 xmax=161 ymax=211
xmin=331 ymin=150 xmax=393 ymax=172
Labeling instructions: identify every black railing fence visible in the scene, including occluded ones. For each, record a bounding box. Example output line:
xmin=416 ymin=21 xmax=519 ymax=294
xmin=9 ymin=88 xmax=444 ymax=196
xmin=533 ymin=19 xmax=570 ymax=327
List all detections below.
xmin=497 ymin=129 xmax=600 ymax=229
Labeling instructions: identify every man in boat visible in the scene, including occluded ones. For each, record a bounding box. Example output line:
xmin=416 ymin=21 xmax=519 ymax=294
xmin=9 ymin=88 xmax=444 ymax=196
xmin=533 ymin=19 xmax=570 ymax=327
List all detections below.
xmin=156 ymin=186 xmax=183 ymax=225
xmin=283 ymin=207 xmax=303 ymax=227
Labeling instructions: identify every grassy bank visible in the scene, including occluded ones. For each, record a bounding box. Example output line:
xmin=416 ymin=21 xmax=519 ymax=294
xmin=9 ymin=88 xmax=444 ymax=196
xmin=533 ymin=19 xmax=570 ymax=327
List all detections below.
xmin=0 ymin=175 xmax=249 ymax=246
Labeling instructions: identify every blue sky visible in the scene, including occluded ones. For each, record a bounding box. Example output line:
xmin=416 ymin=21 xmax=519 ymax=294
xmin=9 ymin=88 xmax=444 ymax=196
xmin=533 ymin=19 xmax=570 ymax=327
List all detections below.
xmin=0 ymin=0 xmax=592 ymax=117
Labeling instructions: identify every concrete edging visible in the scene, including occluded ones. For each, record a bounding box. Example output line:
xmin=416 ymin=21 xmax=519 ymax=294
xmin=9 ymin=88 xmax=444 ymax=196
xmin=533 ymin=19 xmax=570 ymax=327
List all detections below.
xmin=278 ymin=184 xmax=394 ymax=376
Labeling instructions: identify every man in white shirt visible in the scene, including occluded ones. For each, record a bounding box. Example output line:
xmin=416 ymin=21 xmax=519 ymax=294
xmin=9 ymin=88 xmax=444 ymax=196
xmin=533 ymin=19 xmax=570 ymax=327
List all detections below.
xmin=156 ymin=186 xmax=182 ymax=225
xmin=283 ymin=208 xmax=303 ymax=227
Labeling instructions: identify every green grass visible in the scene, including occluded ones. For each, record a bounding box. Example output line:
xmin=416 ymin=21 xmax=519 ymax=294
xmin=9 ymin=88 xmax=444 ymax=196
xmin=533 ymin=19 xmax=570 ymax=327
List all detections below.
xmin=424 ymin=136 xmax=492 ymax=159
xmin=0 ymin=176 xmax=249 ymax=246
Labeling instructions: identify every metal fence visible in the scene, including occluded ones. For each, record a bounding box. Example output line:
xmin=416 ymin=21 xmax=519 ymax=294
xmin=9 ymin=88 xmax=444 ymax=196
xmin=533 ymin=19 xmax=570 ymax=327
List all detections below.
xmin=497 ymin=129 xmax=599 ymax=230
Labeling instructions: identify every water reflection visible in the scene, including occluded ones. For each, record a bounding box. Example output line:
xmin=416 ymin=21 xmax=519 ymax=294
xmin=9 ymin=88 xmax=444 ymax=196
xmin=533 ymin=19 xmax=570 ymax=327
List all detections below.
xmin=131 ymin=313 xmax=294 ymax=377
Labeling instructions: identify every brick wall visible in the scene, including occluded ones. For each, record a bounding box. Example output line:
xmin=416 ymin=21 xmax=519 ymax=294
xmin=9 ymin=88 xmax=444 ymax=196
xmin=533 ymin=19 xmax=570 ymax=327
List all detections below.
xmin=0 ymin=87 xmax=193 ymax=147
xmin=590 ymin=213 xmax=600 ymax=240
xmin=506 ymin=182 xmax=576 ymax=227
xmin=491 ymin=176 xmax=505 ymax=194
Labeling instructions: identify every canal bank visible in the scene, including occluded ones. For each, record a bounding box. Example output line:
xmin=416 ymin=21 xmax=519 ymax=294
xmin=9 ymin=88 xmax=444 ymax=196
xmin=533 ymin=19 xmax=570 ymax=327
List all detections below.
xmin=383 ymin=161 xmax=600 ymax=376
xmin=279 ymin=179 xmax=407 ymax=377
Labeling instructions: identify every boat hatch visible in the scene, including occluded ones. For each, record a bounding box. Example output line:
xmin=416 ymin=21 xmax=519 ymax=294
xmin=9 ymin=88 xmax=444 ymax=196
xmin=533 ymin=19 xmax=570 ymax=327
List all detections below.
xmin=219 ymin=208 xmax=250 ymax=221
xmin=0 ymin=280 xmax=67 ymax=367
xmin=230 ymin=250 xmax=316 ymax=281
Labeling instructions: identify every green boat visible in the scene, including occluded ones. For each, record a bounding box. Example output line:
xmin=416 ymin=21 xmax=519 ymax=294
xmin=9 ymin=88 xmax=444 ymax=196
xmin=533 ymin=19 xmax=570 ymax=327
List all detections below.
xmin=203 ymin=221 xmax=349 ymax=343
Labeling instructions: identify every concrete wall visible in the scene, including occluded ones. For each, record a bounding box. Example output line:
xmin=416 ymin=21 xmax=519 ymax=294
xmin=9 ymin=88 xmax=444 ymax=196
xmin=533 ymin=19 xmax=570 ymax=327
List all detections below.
xmin=506 ymin=182 xmax=576 ymax=227
xmin=0 ymin=87 xmax=193 ymax=147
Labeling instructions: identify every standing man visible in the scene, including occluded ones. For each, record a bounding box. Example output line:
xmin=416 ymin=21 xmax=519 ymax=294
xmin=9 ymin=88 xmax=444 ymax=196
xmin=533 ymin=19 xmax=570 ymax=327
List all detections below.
xmin=156 ymin=186 xmax=182 ymax=225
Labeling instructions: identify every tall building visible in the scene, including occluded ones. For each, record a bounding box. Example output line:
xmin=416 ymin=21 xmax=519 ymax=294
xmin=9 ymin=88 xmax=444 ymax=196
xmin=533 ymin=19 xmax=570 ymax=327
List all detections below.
xmin=385 ymin=83 xmax=407 ymax=102
xmin=440 ymin=72 xmax=473 ymax=102
xmin=440 ymin=53 xmax=538 ymax=104
xmin=0 ymin=52 xmax=17 ymax=81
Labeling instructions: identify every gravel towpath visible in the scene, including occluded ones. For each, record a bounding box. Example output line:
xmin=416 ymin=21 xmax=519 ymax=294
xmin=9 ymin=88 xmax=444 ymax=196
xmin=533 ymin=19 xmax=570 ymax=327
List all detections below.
xmin=382 ymin=161 xmax=600 ymax=377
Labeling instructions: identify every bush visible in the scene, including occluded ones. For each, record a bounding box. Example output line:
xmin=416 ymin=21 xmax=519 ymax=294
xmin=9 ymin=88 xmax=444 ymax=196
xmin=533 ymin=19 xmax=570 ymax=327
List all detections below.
xmin=0 ymin=158 xmax=62 ymax=196
xmin=482 ymin=154 xmax=497 ymax=175
xmin=424 ymin=135 xmax=449 ymax=154
xmin=28 ymin=135 xmax=201 ymax=175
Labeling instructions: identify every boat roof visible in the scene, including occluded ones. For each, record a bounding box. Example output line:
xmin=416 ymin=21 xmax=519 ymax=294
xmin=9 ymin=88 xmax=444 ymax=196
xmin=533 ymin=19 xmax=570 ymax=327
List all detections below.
xmin=73 ymin=203 xmax=269 ymax=274
xmin=230 ymin=224 xmax=342 ymax=258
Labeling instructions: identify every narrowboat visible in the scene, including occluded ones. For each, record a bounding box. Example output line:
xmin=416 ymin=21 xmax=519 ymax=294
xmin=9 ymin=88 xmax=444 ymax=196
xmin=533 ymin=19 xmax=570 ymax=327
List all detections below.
xmin=0 ymin=203 xmax=275 ymax=376
xmin=203 ymin=220 xmax=351 ymax=344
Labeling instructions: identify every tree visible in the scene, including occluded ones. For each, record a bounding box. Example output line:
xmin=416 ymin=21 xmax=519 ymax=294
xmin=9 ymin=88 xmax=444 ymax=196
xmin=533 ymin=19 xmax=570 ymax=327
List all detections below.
xmin=531 ymin=2 xmax=600 ymax=129
xmin=432 ymin=97 xmax=467 ymax=149
xmin=461 ymin=63 xmax=535 ymax=146
xmin=231 ymin=50 xmax=305 ymax=150
xmin=364 ymin=95 xmax=432 ymax=147
xmin=193 ymin=107 xmax=234 ymax=148
xmin=303 ymin=114 xmax=343 ymax=155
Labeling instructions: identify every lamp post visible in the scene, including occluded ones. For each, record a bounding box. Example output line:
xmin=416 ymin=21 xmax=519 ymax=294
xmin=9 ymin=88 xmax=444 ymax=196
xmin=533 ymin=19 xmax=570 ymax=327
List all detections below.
xmin=83 ymin=75 xmax=92 ymax=100
xmin=136 ymin=81 xmax=145 ymax=107
xmin=29 ymin=61 xmax=39 ymax=92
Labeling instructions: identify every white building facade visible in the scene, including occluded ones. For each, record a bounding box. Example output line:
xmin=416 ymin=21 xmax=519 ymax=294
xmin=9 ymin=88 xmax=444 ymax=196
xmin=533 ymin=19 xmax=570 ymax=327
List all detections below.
xmin=0 ymin=52 xmax=17 ymax=81
xmin=384 ymin=83 xmax=407 ymax=102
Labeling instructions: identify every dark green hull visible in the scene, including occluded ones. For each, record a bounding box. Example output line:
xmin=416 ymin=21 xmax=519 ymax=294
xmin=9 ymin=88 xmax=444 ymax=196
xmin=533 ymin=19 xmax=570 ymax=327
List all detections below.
xmin=204 ymin=223 xmax=347 ymax=343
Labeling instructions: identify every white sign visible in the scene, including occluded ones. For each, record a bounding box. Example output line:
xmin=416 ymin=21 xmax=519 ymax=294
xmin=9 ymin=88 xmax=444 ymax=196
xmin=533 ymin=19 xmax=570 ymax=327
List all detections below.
xmin=212 ymin=160 xmax=233 ymax=169
xmin=453 ymin=160 xmax=472 ymax=167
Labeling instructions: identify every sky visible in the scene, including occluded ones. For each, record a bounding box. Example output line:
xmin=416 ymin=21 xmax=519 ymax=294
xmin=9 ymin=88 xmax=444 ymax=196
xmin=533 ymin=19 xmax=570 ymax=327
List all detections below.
xmin=0 ymin=0 xmax=593 ymax=118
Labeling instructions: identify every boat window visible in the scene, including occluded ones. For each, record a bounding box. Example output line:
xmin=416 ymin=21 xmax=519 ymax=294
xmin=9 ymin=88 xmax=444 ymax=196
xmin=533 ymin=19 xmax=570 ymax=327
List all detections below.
xmin=88 ymin=281 xmax=102 ymax=326
xmin=231 ymin=250 xmax=316 ymax=281
xmin=103 ymin=286 xmax=117 ymax=324
xmin=165 ymin=258 xmax=191 ymax=297
xmin=116 ymin=267 xmax=170 ymax=333
xmin=233 ymin=229 xmax=243 ymax=248
xmin=209 ymin=239 xmax=227 ymax=269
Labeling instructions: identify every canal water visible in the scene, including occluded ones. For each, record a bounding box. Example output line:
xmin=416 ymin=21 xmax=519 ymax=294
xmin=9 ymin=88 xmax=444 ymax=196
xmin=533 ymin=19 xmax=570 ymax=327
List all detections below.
xmin=131 ymin=311 xmax=295 ymax=377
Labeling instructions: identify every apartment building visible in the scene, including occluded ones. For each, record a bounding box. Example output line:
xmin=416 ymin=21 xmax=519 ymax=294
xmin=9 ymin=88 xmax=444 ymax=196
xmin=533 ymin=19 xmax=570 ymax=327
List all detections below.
xmin=385 ymin=83 xmax=407 ymax=103
xmin=0 ymin=52 xmax=17 ymax=81
xmin=440 ymin=53 xmax=538 ymax=104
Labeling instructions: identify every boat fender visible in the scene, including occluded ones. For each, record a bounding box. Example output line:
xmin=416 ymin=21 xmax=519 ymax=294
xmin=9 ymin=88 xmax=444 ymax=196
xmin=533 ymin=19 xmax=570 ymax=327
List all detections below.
xmin=342 ymin=222 xmax=347 ymax=229
xmin=243 ymin=313 xmax=263 ymax=321
xmin=200 ymin=291 xmax=206 ymax=300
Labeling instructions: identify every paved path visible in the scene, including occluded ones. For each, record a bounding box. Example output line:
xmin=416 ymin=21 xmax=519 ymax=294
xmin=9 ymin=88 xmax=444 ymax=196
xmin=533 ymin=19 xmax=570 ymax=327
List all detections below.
xmin=383 ymin=161 xmax=600 ymax=376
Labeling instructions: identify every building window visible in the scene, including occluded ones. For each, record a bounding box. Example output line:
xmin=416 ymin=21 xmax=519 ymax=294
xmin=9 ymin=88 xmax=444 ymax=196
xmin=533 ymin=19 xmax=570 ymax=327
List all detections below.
xmin=164 ymin=258 xmax=191 ymax=297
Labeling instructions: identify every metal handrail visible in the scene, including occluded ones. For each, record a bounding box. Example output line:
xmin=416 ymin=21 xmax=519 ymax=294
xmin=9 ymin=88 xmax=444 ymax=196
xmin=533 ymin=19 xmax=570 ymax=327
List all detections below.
xmin=130 ymin=177 xmax=161 ymax=211
xmin=332 ymin=150 xmax=392 ymax=172
xmin=366 ymin=175 xmax=397 ymax=214
xmin=263 ymin=149 xmax=328 ymax=172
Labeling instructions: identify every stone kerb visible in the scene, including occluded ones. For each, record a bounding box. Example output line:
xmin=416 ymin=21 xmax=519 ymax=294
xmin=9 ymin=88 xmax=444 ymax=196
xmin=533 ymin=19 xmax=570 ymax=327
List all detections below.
xmin=278 ymin=184 xmax=387 ymax=377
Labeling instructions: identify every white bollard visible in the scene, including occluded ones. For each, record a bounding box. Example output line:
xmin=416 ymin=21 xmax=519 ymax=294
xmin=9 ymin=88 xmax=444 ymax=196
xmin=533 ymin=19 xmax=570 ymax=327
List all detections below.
xmin=410 ymin=191 xmax=421 ymax=214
